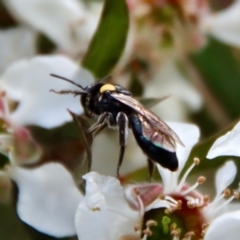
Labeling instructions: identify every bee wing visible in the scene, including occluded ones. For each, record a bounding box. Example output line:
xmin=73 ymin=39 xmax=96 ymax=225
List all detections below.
xmin=111 ymin=93 xmax=184 ymax=149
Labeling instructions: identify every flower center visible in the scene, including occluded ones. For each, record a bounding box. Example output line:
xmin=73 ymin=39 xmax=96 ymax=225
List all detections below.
xmin=143 ymin=194 xmax=207 ymax=240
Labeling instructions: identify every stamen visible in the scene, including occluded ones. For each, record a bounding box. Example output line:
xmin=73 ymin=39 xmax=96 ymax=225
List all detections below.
xmin=134 ymin=223 xmax=141 ymax=233
xmin=208 ymin=188 xmax=233 ymax=211
xmin=165 ymin=196 xmax=179 ymax=204
xmin=201 ymin=223 xmax=209 ymax=237
xmin=211 ymin=191 xmax=239 ymax=214
xmin=141 ymin=220 xmax=157 ymax=240
xmin=170 ymin=223 xmax=177 ymax=231
xmin=224 ymin=188 xmax=231 ymax=197
xmin=137 ymin=195 xmax=145 ymax=218
xmin=181 ymin=176 xmax=206 ymax=195
xmin=182 ymin=231 xmax=195 ymax=240
xmin=208 ymin=192 xmax=225 ymax=210
xmin=164 ymin=200 xmax=182 ymax=214
xmin=171 ymin=228 xmax=181 ymax=240
xmin=146 ymin=220 xmax=157 ymax=228
xmin=233 ymin=191 xmax=240 ymax=199
xmin=203 ymin=195 xmax=210 ymax=204
xmin=142 ymin=228 xmax=152 ymax=236
xmin=176 ymin=158 xmax=200 ymax=191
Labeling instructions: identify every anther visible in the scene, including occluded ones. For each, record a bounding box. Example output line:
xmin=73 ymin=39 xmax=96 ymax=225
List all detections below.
xmin=134 ymin=188 xmax=141 ymax=195
xmin=203 ymin=195 xmax=210 ymax=203
xmin=187 ymin=201 xmax=196 ymax=209
xmin=201 ymin=223 xmax=209 ymax=236
xmin=184 ymin=231 xmax=195 ymax=238
xmin=146 ymin=220 xmax=157 ymax=227
xmin=222 ymin=188 xmax=231 ymax=197
xmin=142 ymin=228 xmax=152 ymax=236
xmin=177 ymin=200 xmax=182 ymax=209
xmin=194 ymin=157 xmax=200 ymax=165
xmin=134 ymin=223 xmax=141 ymax=232
xmin=233 ymin=191 xmax=239 ymax=199
xmin=202 ymin=223 xmax=209 ymax=230
xmin=197 ymin=176 xmax=206 ymax=184
xmin=159 ymin=194 xmax=165 ymax=200
xmin=170 ymin=223 xmax=177 ymax=231
xmin=171 ymin=229 xmax=180 ymax=237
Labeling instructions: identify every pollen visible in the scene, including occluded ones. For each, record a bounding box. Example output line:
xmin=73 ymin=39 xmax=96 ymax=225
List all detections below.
xmin=100 ymin=84 xmax=116 ymax=93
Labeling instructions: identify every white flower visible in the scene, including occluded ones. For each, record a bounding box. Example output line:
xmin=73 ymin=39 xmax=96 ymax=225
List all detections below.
xmin=0 ymin=55 xmax=93 ymax=237
xmin=0 ymin=26 xmax=36 ymax=73
xmin=75 ymin=172 xmax=141 ymax=240
xmin=201 ymin=0 xmax=240 ymax=48
xmin=144 ymin=61 xmax=202 ymax=121
xmin=10 ymin=162 xmax=83 ymax=237
xmin=3 ymin=0 xmax=102 ymax=55
xmin=204 ymin=210 xmax=240 ymax=240
xmin=76 ymin=123 xmax=240 ymax=240
xmin=0 ymin=55 xmax=94 ymax=128
xmin=207 ymin=121 xmax=240 ymax=159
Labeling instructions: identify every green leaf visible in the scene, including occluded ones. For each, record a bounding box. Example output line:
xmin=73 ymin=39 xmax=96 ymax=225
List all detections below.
xmin=192 ymin=38 xmax=240 ymax=119
xmin=82 ymin=0 xmax=129 ymax=78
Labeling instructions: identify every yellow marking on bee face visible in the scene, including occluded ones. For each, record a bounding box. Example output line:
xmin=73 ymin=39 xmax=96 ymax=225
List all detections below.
xmin=100 ymin=84 xmax=116 ymax=93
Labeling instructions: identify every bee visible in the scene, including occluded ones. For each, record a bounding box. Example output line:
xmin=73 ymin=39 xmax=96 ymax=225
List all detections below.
xmin=50 ymin=74 xmax=184 ymax=177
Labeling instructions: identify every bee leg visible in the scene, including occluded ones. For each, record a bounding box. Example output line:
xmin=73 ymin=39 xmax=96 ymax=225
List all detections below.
xmin=92 ymin=123 xmax=107 ymax=136
xmin=87 ymin=112 xmax=109 ymax=133
xmin=147 ymin=158 xmax=155 ymax=181
xmin=116 ymin=112 xmax=129 ymax=178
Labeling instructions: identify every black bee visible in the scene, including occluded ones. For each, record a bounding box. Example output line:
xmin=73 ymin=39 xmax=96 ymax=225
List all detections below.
xmin=50 ymin=74 xmax=184 ymax=177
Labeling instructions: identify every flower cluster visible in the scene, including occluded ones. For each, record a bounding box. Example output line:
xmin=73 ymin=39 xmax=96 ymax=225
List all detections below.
xmin=0 ymin=0 xmax=240 ymax=240
xmin=75 ymin=122 xmax=240 ymax=240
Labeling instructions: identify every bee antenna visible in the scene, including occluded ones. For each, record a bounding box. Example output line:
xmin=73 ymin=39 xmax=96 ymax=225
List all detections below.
xmin=50 ymin=73 xmax=86 ymax=91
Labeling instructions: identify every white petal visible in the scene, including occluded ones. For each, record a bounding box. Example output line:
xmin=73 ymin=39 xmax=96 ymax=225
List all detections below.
xmin=11 ymin=162 xmax=82 ymax=237
xmin=207 ymin=121 xmax=240 ymax=159
xmin=3 ymin=0 xmax=95 ymax=53
xmin=205 ymin=210 xmax=240 ymax=240
xmin=0 ymin=26 xmax=36 ymax=73
xmin=91 ymin=131 xmax=147 ymax=176
xmin=144 ymin=61 xmax=202 ymax=121
xmin=0 ymin=55 xmax=94 ymax=128
xmin=75 ymin=172 xmax=140 ymax=240
xmin=201 ymin=0 xmax=240 ymax=47
xmin=215 ymin=160 xmax=237 ymax=197
xmin=157 ymin=123 xmax=200 ymax=191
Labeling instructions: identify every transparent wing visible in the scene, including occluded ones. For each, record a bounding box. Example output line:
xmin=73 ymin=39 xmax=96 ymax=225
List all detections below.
xmin=111 ymin=93 xmax=184 ymax=149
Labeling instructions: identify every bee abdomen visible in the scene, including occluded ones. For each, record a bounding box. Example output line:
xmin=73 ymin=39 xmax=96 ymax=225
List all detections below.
xmin=129 ymin=114 xmax=178 ymax=171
